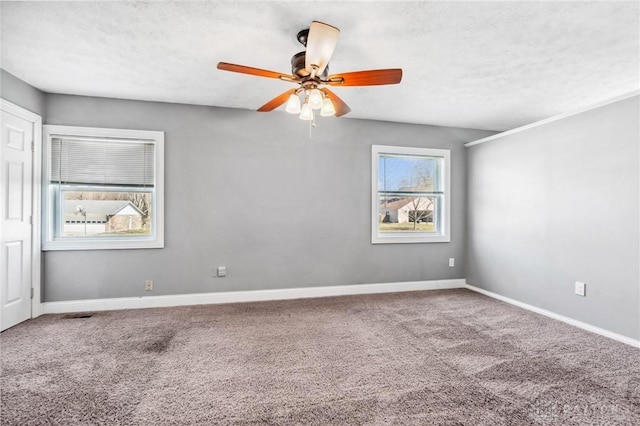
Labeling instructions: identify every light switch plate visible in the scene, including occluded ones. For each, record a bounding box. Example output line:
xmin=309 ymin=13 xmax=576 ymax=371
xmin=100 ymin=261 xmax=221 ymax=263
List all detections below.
xmin=575 ymin=281 xmax=586 ymax=297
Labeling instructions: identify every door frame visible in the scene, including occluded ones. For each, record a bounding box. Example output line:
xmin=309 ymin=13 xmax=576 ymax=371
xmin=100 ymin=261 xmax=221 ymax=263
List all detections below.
xmin=1 ymin=98 xmax=43 ymax=320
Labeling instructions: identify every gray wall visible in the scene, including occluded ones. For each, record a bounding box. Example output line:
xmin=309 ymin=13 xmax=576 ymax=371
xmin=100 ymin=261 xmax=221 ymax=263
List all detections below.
xmin=466 ymin=95 xmax=640 ymax=340
xmin=44 ymin=94 xmax=494 ymax=301
xmin=0 ymin=69 xmax=46 ymax=117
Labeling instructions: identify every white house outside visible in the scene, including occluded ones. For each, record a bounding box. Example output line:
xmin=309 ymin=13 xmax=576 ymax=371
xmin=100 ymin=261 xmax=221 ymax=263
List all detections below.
xmin=380 ymin=197 xmax=434 ymax=224
xmin=63 ymin=200 xmax=145 ymax=236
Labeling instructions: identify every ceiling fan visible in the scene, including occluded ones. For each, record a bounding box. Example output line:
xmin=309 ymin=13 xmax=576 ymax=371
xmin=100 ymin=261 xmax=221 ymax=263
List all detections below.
xmin=217 ymin=21 xmax=402 ymax=121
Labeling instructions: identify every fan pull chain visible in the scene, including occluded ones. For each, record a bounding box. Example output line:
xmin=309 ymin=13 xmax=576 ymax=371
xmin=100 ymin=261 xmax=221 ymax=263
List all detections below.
xmin=308 ymin=110 xmax=316 ymax=139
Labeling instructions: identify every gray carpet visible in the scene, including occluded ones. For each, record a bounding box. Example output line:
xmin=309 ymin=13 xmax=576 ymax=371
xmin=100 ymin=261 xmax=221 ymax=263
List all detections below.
xmin=1 ymin=289 xmax=639 ymax=425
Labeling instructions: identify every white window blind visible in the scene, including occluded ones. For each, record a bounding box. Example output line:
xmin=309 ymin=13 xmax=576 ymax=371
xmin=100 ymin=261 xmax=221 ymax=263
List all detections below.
xmin=50 ymin=138 xmax=155 ymax=187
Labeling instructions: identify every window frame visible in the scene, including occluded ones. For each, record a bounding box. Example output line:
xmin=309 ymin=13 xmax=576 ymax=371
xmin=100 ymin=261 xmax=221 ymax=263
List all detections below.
xmin=371 ymin=145 xmax=451 ymax=244
xmin=42 ymin=125 xmax=164 ymax=251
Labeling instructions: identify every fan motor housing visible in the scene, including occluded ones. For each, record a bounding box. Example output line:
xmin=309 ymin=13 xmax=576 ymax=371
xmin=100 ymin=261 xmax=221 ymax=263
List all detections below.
xmin=291 ymin=51 xmax=328 ymax=79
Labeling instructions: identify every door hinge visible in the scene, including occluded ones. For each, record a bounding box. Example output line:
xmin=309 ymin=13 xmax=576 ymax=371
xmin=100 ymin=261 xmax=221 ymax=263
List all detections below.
xmin=29 ymin=215 xmax=33 ymax=225
xmin=31 ymin=141 xmax=35 ymax=152
xmin=30 ymin=288 xmax=34 ymax=299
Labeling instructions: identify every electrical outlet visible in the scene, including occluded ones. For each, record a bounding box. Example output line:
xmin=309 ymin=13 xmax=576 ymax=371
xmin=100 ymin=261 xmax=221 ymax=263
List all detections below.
xmin=145 ymin=280 xmax=153 ymax=291
xmin=575 ymin=281 xmax=586 ymax=297
xmin=217 ymin=266 xmax=226 ymax=277
xmin=448 ymin=258 xmax=455 ymax=267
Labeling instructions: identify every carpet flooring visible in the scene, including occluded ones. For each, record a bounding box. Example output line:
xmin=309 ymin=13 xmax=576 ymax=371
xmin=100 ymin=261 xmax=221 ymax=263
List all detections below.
xmin=1 ymin=289 xmax=639 ymax=425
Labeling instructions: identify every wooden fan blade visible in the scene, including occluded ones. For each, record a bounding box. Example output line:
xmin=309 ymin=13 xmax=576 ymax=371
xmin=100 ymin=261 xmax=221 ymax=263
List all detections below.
xmin=217 ymin=62 xmax=292 ymax=81
xmin=320 ymin=88 xmax=351 ymax=117
xmin=327 ymin=69 xmax=403 ymax=86
xmin=257 ymin=89 xmax=297 ymax=112
xmin=305 ymin=21 xmax=340 ymax=75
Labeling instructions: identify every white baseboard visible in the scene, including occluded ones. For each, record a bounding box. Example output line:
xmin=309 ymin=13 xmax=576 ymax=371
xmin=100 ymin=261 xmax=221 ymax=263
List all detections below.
xmin=40 ymin=280 xmax=640 ymax=348
xmin=465 ymin=284 xmax=640 ymax=349
xmin=42 ymin=279 xmax=466 ymax=314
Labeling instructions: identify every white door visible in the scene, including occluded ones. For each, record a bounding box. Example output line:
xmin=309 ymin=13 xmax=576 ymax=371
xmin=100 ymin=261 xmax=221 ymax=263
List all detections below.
xmin=0 ymin=109 xmax=34 ymax=331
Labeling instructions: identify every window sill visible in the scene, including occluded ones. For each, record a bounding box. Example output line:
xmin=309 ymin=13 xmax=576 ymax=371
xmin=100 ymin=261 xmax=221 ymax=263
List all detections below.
xmin=42 ymin=238 xmax=164 ymax=251
xmin=372 ymin=233 xmax=450 ymax=244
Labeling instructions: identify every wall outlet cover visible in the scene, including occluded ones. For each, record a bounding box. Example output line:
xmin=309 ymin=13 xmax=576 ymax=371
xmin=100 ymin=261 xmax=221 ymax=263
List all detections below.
xmin=575 ymin=281 xmax=586 ymax=297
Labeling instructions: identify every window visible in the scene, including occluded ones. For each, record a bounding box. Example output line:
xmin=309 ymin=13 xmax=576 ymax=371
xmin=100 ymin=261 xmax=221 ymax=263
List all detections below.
xmin=43 ymin=125 xmax=164 ymax=250
xmin=372 ymin=145 xmax=450 ymax=244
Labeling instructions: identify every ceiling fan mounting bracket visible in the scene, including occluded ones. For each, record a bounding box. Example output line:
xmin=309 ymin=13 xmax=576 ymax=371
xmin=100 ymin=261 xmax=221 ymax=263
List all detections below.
xmin=296 ymin=28 xmax=309 ymax=46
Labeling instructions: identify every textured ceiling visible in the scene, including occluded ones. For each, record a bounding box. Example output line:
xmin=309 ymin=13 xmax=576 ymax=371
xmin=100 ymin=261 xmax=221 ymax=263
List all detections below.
xmin=1 ymin=1 xmax=638 ymax=131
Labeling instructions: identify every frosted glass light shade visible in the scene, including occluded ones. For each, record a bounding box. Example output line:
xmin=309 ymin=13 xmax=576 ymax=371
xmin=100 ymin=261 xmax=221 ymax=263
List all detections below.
xmin=299 ymin=103 xmax=313 ymax=120
xmin=308 ymin=89 xmax=323 ymax=110
xmin=320 ymin=98 xmax=336 ymax=117
xmin=285 ymin=94 xmax=301 ymax=114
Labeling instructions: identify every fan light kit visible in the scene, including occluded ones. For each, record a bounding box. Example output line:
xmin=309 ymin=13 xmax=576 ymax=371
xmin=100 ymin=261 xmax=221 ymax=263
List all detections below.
xmin=217 ymin=21 xmax=403 ymax=126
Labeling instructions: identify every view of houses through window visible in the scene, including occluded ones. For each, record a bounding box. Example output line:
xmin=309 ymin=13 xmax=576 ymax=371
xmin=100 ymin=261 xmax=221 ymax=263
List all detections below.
xmin=378 ymin=153 xmax=441 ymax=233
xmin=379 ymin=195 xmax=436 ymax=232
xmin=62 ymin=191 xmax=152 ymax=237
